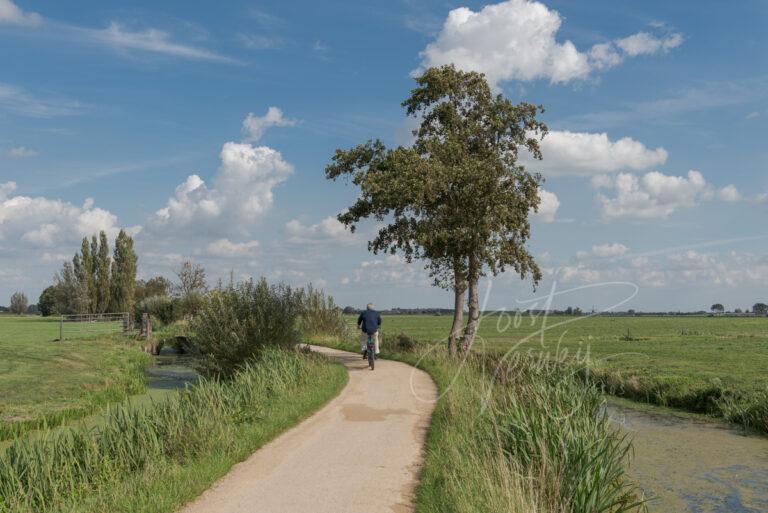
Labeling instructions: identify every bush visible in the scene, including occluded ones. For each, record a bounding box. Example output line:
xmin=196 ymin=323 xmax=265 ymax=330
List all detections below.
xmin=383 ymin=331 xmax=419 ymax=352
xmin=134 ymin=295 xmax=178 ymax=325
xmin=192 ymin=278 xmax=304 ymax=378
xmin=298 ymin=285 xmax=349 ymax=339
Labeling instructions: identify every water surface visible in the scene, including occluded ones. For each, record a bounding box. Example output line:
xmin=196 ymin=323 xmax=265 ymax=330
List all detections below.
xmin=607 ymin=401 xmax=768 ymax=512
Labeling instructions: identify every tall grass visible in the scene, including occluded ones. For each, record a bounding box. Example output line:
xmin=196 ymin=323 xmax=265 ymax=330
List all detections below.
xmin=0 ymin=350 xmax=340 ymax=512
xmin=298 ymin=284 xmax=349 ymax=339
xmin=313 ymin=337 xmax=644 ymax=513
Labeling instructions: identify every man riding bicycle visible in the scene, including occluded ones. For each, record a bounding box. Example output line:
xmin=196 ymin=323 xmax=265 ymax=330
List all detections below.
xmin=357 ymin=303 xmax=381 ymax=359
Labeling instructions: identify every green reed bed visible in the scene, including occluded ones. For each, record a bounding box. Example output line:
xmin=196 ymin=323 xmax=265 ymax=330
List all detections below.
xmin=0 ymin=349 xmax=347 ymax=513
xmin=313 ymin=336 xmax=643 ymax=513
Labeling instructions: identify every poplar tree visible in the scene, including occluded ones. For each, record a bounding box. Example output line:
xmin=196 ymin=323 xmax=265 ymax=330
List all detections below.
xmin=73 ymin=237 xmax=96 ymax=313
xmin=110 ymin=230 xmax=138 ymax=312
xmin=95 ymin=231 xmax=111 ymax=313
xmin=90 ymin=235 xmax=100 ymax=311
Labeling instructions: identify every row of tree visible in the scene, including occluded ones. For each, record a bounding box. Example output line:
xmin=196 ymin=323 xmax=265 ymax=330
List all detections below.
xmin=38 ymin=230 xmax=137 ymax=316
xmin=711 ymin=303 xmax=768 ymax=314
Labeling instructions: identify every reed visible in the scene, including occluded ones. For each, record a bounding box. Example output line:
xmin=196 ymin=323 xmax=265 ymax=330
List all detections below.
xmin=0 ymin=350 xmax=336 ymax=512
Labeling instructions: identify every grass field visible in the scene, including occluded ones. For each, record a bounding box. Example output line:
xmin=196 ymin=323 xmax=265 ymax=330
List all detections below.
xmin=0 ymin=349 xmax=347 ymax=513
xmin=367 ymin=313 xmax=768 ymax=430
xmin=0 ymin=315 xmax=148 ymax=439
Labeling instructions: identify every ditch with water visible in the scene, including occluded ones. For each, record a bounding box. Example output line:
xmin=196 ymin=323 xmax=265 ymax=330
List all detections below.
xmin=605 ymin=400 xmax=768 ymax=512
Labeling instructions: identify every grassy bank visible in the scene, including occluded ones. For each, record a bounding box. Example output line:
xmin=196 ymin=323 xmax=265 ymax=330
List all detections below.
xmin=362 ymin=314 xmax=768 ymax=432
xmin=0 ymin=316 xmax=149 ymax=439
xmin=0 ymin=349 xmax=347 ymax=513
xmin=313 ymin=335 xmax=643 ymax=513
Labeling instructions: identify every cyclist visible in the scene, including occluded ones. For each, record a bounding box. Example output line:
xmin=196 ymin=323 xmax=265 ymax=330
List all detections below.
xmin=357 ymin=303 xmax=381 ymax=359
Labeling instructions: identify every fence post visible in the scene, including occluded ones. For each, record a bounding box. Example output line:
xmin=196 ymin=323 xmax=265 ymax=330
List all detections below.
xmin=59 ymin=316 xmax=64 ymax=341
xmin=141 ymin=313 xmax=152 ymax=339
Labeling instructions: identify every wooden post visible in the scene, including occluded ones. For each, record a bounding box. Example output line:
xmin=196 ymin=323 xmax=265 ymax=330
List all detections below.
xmin=141 ymin=313 xmax=152 ymax=339
xmin=59 ymin=316 xmax=64 ymax=341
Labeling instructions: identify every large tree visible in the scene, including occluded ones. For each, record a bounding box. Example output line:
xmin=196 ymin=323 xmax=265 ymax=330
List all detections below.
xmin=110 ymin=229 xmax=138 ymax=312
xmin=135 ymin=276 xmax=172 ymax=302
xmin=327 ymin=65 xmax=547 ymax=352
xmin=53 ymin=262 xmax=89 ymax=314
xmin=38 ymin=286 xmax=58 ymax=316
xmin=175 ymin=261 xmax=207 ymax=298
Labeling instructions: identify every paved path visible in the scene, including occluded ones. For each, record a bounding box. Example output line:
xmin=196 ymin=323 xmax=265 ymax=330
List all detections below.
xmin=178 ymin=345 xmax=437 ymax=513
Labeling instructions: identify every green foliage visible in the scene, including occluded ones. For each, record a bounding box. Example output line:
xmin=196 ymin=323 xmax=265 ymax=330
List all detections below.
xmin=9 ymin=291 xmax=28 ymax=315
xmin=326 ymin=65 xmax=547 ymax=349
xmin=0 ymin=350 xmax=343 ymax=512
xmin=134 ymin=276 xmax=172 ymax=302
xmin=134 ymin=295 xmax=178 ymax=326
xmin=753 ymin=302 xmax=768 ymax=315
xmin=52 ymin=261 xmax=89 ymax=314
xmin=298 ymin=284 xmax=349 ymax=339
xmin=110 ymin=229 xmax=138 ymax=313
xmin=95 ymin=231 xmax=112 ymax=313
xmin=37 ymin=286 xmax=58 ymax=316
xmin=192 ymin=279 xmax=304 ymax=378
xmin=73 ymin=237 xmax=97 ymax=313
xmin=382 ymin=331 xmax=419 ymax=352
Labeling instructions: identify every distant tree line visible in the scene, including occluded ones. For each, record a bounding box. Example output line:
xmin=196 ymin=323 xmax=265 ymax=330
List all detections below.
xmin=341 ymin=306 xmax=768 ymax=317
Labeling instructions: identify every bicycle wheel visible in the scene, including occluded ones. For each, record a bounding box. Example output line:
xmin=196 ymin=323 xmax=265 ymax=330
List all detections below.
xmin=368 ymin=344 xmax=375 ymax=370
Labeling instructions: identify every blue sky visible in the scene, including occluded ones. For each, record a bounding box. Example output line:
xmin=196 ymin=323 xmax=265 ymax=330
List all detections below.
xmin=1 ymin=0 xmax=767 ymax=312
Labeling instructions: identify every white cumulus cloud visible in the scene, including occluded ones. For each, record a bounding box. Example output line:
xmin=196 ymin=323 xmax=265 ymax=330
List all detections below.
xmin=531 ymin=189 xmax=559 ymax=222
xmin=0 ymin=181 xmax=129 ymax=249
xmin=530 ymin=130 xmax=667 ymax=176
xmin=151 ymin=142 xmax=293 ymax=237
xmin=0 ymin=0 xmax=41 ymax=26
xmin=415 ymin=0 xmax=683 ymax=87
xmin=242 ymin=107 xmax=299 ymax=142
xmin=593 ymin=170 xmax=715 ymax=220
xmin=717 ymin=184 xmax=741 ymax=202
xmin=204 ymin=238 xmax=259 ymax=257
xmin=285 ymin=216 xmax=355 ymax=244
xmin=581 ymin=243 xmax=629 ymax=258
xmin=615 ymin=32 xmax=683 ymax=57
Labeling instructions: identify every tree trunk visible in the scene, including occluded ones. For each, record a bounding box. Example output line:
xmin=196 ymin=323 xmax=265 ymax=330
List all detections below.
xmin=460 ymin=276 xmax=480 ymax=352
xmin=448 ymin=270 xmax=467 ymax=355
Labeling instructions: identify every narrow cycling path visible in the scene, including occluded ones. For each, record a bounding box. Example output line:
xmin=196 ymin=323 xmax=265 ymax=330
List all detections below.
xmin=179 ymin=345 xmax=437 ymax=513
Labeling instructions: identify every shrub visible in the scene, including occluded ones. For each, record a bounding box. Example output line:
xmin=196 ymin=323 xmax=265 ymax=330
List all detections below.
xmin=298 ymin=284 xmax=349 ymax=339
xmin=383 ymin=331 xmax=420 ymax=352
xmin=192 ymin=278 xmax=304 ymax=378
xmin=134 ymin=295 xmax=178 ymax=325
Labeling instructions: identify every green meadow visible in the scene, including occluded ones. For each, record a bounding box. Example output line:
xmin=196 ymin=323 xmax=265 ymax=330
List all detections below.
xmin=0 ymin=315 xmax=148 ymax=439
xmin=373 ymin=313 xmax=768 ymax=430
